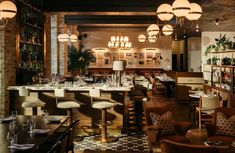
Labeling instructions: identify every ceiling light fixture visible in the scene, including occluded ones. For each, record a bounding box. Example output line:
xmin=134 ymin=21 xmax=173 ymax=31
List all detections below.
xmin=156 ymin=0 xmax=202 ymax=31
xmin=0 ymin=0 xmax=17 ymax=28
xmin=108 ymin=35 xmax=132 ymax=48
xmin=138 ymin=34 xmax=146 ymax=42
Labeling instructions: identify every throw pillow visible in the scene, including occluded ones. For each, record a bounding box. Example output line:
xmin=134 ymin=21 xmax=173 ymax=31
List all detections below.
xmin=216 ymin=112 xmax=235 ymax=136
xmin=150 ymin=111 xmax=175 ymax=136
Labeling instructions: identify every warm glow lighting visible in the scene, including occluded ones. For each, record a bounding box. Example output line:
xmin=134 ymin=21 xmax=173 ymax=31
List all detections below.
xmin=162 ymin=24 xmax=173 ymax=36
xmin=138 ymin=34 xmax=146 ymax=42
xmin=148 ymin=35 xmax=157 ymax=43
xmin=0 ymin=1 xmax=17 ymax=18
xmin=186 ymin=3 xmax=202 ymax=21
xmin=69 ymin=34 xmax=78 ymax=42
xmin=147 ymin=24 xmax=159 ymax=36
xmin=172 ymin=0 xmax=191 ymax=17
xmin=58 ymin=33 xmax=69 ymax=42
xmin=108 ymin=35 xmax=131 ymax=48
xmin=157 ymin=4 xmax=174 ymax=21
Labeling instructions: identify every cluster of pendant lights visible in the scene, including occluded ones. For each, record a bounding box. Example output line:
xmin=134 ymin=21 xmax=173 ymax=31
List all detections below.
xmin=57 ymin=33 xmax=78 ymax=42
xmin=139 ymin=0 xmax=202 ymax=42
xmin=0 ymin=0 xmax=17 ymax=27
xmin=108 ymin=35 xmax=132 ymax=48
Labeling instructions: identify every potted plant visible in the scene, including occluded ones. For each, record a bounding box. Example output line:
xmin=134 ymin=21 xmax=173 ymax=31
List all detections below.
xmin=204 ymin=44 xmax=218 ymax=56
xmin=222 ymin=57 xmax=231 ymax=65
xmin=68 ymin=45 xmax=96 ymax=76
xmin=207 ymin=57 xmax=218 ymax=65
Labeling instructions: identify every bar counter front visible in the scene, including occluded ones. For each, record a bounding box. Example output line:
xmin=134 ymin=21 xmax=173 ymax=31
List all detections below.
xmin=8 ymin=84 xmax=132 ymax=133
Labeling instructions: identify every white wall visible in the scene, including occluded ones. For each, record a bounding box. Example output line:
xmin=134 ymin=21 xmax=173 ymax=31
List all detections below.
xmin=80 ymin=31 xmax=172 ymax=69
xmin=188 ymin=37 xmax=201 ymax=72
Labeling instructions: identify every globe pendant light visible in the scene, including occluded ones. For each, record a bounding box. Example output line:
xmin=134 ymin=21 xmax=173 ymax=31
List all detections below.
xmin=148 ymin=35 xmax=157 ymax=43
xmin=172 ymin=0 xmax=190 ymax=17
xmin=157 ymin=4 xmax=174 ymax=21
xmin=162 ymin=24 xmax=173 ymax=36
xmin=69 ymin=34 xmax=78 ymax=42
xmin=58 ymin=33 xmax=69 ymax=42
xmin=147 ymin=24 xmax=159 ymax=36
xmin=186 ymin=3 xmax=202 ymax=21
xmin=0 ymin=1 xmax=17 ymax=19
xmin=138 ymin=34 xmax=146 ymax=42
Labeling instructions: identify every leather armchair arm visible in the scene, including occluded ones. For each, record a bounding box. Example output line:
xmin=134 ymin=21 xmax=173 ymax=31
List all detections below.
xmin=204 ymin=122 xmax=216 ymax=137
xmin=145 ymin=125 xmax=161 ymax=149
xmin=175 ymin=121 xmax=192 ymax=135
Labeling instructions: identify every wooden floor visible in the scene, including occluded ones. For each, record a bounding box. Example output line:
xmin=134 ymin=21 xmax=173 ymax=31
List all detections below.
xmin=74 ymin=94 xmax=191 ymax=153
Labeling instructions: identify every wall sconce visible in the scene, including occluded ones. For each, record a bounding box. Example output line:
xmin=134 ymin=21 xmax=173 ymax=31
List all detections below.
xmin=0 ymin=1 xmax=17 ymax=28
xmin=215 ymin=18 xmax=219 ymax=26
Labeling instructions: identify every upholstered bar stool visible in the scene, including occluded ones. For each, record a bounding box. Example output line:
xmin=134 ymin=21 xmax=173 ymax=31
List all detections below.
xmin=54 ymin=88 xmax=80 ymax=124
xmin=89 ymin=88 xmax=117 ymax=143
xmin=19 ymin=87 xmax=45 ymax=115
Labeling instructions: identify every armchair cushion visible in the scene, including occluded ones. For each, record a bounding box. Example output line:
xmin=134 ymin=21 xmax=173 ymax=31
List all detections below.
xmin=150 ymin=111 xmax=176 ymax=136
xmin=216 ymin=112 xmax=235 ymax=136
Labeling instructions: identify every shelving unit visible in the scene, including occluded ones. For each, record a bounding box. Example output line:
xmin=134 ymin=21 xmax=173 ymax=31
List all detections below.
xmin=203 ymin=49 xmax=234 ymax=94
xmin=16 ymin=0 xmax=44 ymax=84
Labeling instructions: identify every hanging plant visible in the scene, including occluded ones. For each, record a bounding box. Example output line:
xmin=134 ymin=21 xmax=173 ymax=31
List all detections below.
xmin=221 ymin=57 xmax=231 ymax=65
xmin=204 ymin=44 xmax=218 ymax=56
xmin=207 ymin=57 xmax=218 ymax=65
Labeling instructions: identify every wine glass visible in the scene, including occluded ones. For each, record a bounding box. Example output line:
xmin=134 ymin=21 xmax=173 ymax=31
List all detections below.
xmin=27 ymin=119 xmax=35 ymax=134
xmin=7 ymin=131 xmax=15 ymax=146
xmin=41 ymin=109 xmax=49 ymax=122
xmin=11 ymin=110 xmax=17 ymax=119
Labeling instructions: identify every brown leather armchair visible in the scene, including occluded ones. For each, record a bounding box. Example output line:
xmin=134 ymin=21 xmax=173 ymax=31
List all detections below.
xmin=160 ymin=139 xmax=219 ymax=153
xmin=144 ymin=106 xmax=192 ymax=150
xmin=204 ymin=107 xmax=235 ymax=143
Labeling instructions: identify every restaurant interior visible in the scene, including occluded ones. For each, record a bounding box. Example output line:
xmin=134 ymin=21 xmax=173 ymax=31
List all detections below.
xmin=0 ymin=0 xmax=235 ymax=153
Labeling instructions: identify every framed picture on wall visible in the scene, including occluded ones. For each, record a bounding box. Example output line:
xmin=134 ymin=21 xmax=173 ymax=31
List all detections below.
xmin=104 ymin=59 xmax=109 ymax=65
xmin=127 ymin=61 xmax=134 ymax=66
xmin=97 ymin=60 xmax=103 ymax=66
xmin=125 ymin=52 xmax=132 ymax=58
xmin=112 ymin=53 xmax=119 ymax=61
xmin=146 ymin=60 xmax=154 ymax=65
xmin=139 ymin=60 xmax=144 ymax=65
xmin=146 ymin=52 xmax=153 ymax=59
xmin=120 ymin=52 xmax=125 ymax=59
xmin=134 ymin=52 xmax=138 ymax=58
xmin=104 ymin=52 xmax=111 ymax=58
xmin=98 ymin=52 xmax=103 ymax=59
xmin=139 ymin=52 xmax=145 ymax=60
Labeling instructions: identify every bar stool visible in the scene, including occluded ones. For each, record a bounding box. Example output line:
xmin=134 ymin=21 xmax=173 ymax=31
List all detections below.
xmin=89 ymin=88 xmax=117 ymax=143
xmin=19 ymin=87 xmax=45 ymax=115
xmin=54 ymin=88 xmax=80 ymax=124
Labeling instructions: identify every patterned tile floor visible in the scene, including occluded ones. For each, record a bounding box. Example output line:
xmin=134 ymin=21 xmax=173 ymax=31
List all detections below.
xmin=74 ymin=133 xmax=150 ymax=152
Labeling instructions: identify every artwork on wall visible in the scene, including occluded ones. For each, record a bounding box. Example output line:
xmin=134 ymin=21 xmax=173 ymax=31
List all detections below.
xmin=98 ymin=52 xmax=103 ymax=59
xmin=125 ymin=52 xmax=132 ymax=58
xmin=120 ymin=52 xmax=125 ymax=59
xmin=97 ymin=60 xmax=103 ymax=66
xmin=127 ymin=60 xmax=134 ymax=66
xmin=146 ymin=60 xmax=154 ymax=65
xmin=104 ymin=59 xmax=109 ymax=65
xmin=146 ymin=52 xmax=153 ymax=59
xmin=104 ymin=52 xmax=111 ymax=58
xmin=134 ymin=52 xmax=138 ymax=58
xmin=112 ymin=53 xmax=119 ymax=61
xmin=139 ymin=60 xmax=144 ymax=65
xmin=139 ymin=52 xmax=145 ymax=60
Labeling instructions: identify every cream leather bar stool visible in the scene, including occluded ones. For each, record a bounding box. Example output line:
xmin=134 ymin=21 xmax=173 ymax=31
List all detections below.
xmin=19 ymin=87 xmax=45 ymax=115
xmin=89 ymin=88 xmax=117 ymax=143
xmin=54 ymin=88 xmax=80 ymax=124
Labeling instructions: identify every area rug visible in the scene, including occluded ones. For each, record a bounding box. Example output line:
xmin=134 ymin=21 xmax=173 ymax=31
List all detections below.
xmin=74 ymin=133 xmax=150 ymax=152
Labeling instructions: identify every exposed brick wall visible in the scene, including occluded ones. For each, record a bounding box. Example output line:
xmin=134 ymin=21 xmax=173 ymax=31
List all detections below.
xmin=0 ymin=18 xmax=17 ymax=117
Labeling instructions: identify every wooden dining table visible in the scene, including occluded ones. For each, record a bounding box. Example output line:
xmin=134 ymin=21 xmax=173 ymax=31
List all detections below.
xmin=0 ymin=115 xmax=68 ymax=153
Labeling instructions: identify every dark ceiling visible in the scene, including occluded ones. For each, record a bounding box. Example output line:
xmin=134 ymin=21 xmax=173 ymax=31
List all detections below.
xmin=43 ymin=0 xmax=235 ymax=39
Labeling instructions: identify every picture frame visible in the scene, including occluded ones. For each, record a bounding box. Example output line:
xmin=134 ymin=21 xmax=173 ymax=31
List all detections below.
xmin=139 ymin=52 xmax=145 ymax=60
xmin=104 ymin=52 xmax=111 ymax=58
xmin=98 ymin=52 xmax=103 ymax=59
xmin=139 ymin=60 xmax=144 ymax=65
xmin=125 ymin=52 xmax=132 ymax=58
xmin=146 ymin=52 xmax=153 ymax=59
xmin=119 ymin=52 xmax=125 ymax=59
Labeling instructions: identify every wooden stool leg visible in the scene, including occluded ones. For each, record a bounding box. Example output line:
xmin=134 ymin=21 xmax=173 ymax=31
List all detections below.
xmin=101 ymin=109 xmax=107 ymax=141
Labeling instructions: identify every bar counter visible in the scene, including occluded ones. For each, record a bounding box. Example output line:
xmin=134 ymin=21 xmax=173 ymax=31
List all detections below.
xmin=8 ymin=84 xmax=132 ymax=133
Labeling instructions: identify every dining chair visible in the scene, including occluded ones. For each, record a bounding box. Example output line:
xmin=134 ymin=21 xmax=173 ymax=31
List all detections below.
xmin=54 ymin=88 xmax=81 ymax=124
xmin=19 ymin=87 xmax=45 ymax=115
xmin=89 ymin=88 xmax=117 ymax=143
xmin=196 ymin=95 xmax=220 ymax=123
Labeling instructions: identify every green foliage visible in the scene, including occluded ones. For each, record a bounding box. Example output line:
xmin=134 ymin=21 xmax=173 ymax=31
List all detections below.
xmin=68 ymin=45 xmax=96 ymax=74
xmin=207 ymin=57 xmax=218 ymax=65
xmin=204 ymin=34 xmax=231 ymax=56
